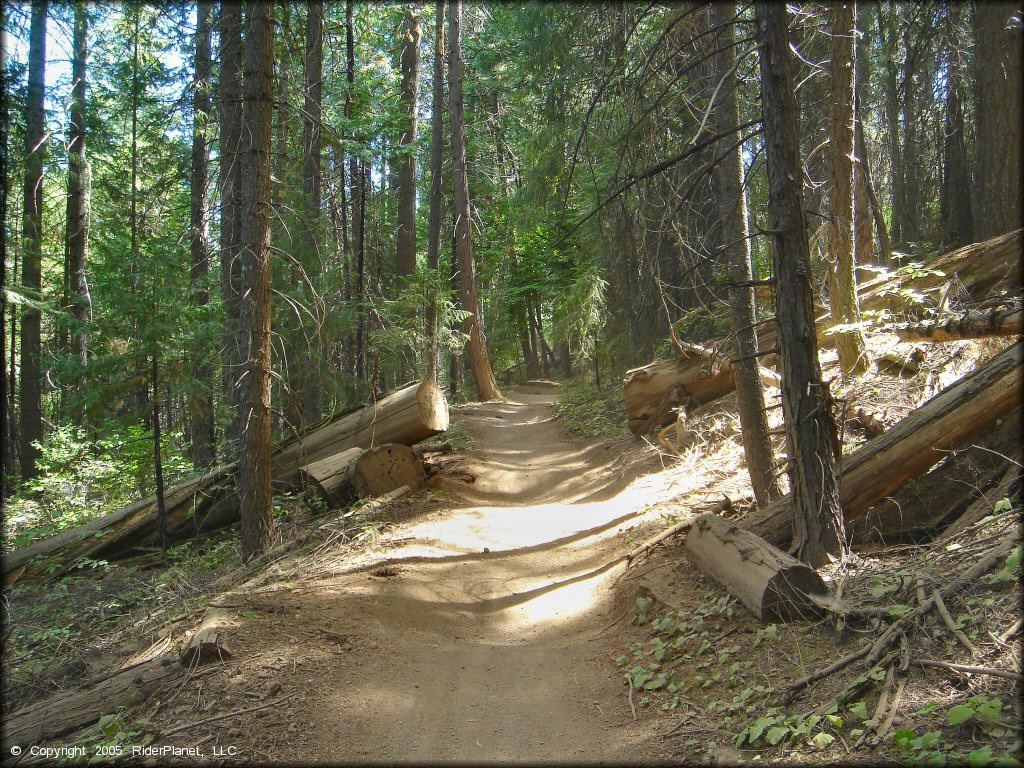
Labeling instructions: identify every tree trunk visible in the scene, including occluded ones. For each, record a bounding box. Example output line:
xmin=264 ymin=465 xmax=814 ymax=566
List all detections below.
xmin=189 ymin=0 xmax=215 ymax=466
xmin=855 ymin=98 xmax=892 ymax=265
xmin=238 ymin=0 xmax=276 ymax=561
xmin=826 ymin=2 xmax=869 ymax=377
xmin=744 ymin=340 xmax=1024 ymax=546
xmin=396 ymin=6 xmax=421 ymax=281
xmin=0 ymin=36 xmax=10 ymax=491
xmin=449 ymin=0 xmax=502 ymax=402
xmin=219 ymin=1 xmax=245 ymax=449
xmin=973 ymin=2 xmax=1023 ymax=239
xmin=686 ymin=513 xmax=827 ymax=622
xmin=298 ymin=0 xmax=324 ymax=424
xmin=893 ymin=307 xmax=1023 ymax=343
xmin=64 ymin=0 xmax=89 ymax=420
xmin=712 ymin=2 xmax=782 ymax=506
xmin=425 ymin=0 xmax=445 ymax=384
xmin=940 ymin=3 xmax=974 ymax=248
xmin=18 ymin=0 xmax=47 ymax=480
xmin=151 ymin=352 xmax=168 ymax=555
xmin=299 ymin=443 xmax=426 ymax=508
xmin=755 ymin=2 xmax=846 ymax=566
xmin=346 ymin=0 xmax=366 ymax=382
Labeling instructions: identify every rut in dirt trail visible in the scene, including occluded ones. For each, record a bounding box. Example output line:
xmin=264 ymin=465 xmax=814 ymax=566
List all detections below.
xmin=260 ymin=383 xmax=678 ymax=763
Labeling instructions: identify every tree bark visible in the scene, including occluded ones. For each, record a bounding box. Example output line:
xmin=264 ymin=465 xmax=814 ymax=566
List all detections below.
xmin=826 ymin=2 xmax=869 ymax=377
xmin=299 ymin=443 xmax=426 ymax=508
xmin=219 ymin=1 xmax=245 ymax=448
xmin=2 ymin=655 xmax=184 ymax=748
xmin=686 ymin=513 xmax=827 ymax=622
xmin=19 ymin=0 xmax=47 ymax=480
xmin=744 ymin=340 xmax=1024 ymax=547
xmin=425 ymin=0 xmax=446 ymax=384
xmin=712 ymin=2 xmax=782 ymax=506
xmin=64 ymin=0 xmax=89 ymax=420
xmin=893 ymin=307 xmax=1023 ymax=343
xmin=396 ymin=6 xmax=421 ymax=281
xmin=973 ymin=2 xmax=1023 ymax=239
xmin=0 ymin=30 xmax=9 ymax=491
xmin=623 ymin=345 xmax=779 ymax=435
xmin=238 ymin=0 xmax=277 ymax=561
xmin=189 ymin=0 xmax=216 ymax=466
xmin=298 ymin=0 xmax=324 ymax=424
xmin=940 ymin=3 xmax=974 ymax=248
xmin=755 ymin=2 xmax=846 ymax=567
xmin=449 ymin=0 xmax=502 ymax=401
xmin=346 ymin=0 xmax=367 ymax=382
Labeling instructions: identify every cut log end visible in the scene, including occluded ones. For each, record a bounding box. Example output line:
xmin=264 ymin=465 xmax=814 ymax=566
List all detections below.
xmin=686 ymin=513 xmax=827 ymax=623
xmin=417 ymin=380 xmax=450 ymax=433
xmin=352 ymin=443 xmax=426 ymax=497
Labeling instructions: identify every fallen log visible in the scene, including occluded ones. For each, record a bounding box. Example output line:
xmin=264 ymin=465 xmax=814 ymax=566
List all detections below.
xmin=623 ymin=343 xmax=779 ymax=434
xmin=685 ymin=513 xmax=827 ymax=622
xmin=856 ymin=229 xmax=1022 ymax=318
xmin=892 ymin=307 xmax=1023 ymax=343
xmin=744 ymin=340 xmax=1023 ymax=547
xmin=2 ymin=381 xmax=448 ymax=587
xmin=298 ymin=443 xmax=426 ymax=508
xmin=271 ymin=381 xmax=448 ymax=481
xmin=2 ymin=654 xmax=183 ymax=747
xmin=733 ymin=231 xmax=1022 ymax=358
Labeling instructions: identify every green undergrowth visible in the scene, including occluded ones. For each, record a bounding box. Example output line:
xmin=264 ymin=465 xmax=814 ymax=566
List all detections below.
xmin=3 ymin=425 xmax=194 ymax=553
xmin=553 ymin=376 xmax=630 ymax=439
xmin=617 ymin=517 xmax=1023 ymax=765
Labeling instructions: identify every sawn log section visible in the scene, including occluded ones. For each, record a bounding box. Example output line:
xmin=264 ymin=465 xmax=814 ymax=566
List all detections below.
xmin=2 ymin=381 xmax=448 ymax=586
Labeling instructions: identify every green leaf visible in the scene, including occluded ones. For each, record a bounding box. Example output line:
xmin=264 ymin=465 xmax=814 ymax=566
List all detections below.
xmin=825 ymin=714 xmax=843 ymax=728
xmin=748 ymin=716 xmax=774 ymax=744
xmin=240 ymin=610 xmax=259 ymax=620
xmin=766 ymin=726 xmax=789 ymax=745
xmin=912 ymin=731 xmax=941 ymax=749
xmin=948 ymin=704 xmax=975 ymax=726
xmin=849 ymin=701 xmax=869 ymax=720
xmin=810 ymin=732 xmax=835 ymax=751
xmin=973 ymin=697 xmax=1002 ymax=722
xmin=969 ymin=747 xmax=994 ymax=768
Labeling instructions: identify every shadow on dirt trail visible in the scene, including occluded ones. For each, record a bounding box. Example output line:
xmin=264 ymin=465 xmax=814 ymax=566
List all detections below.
xmin=173 ymin=384 xmax=685 ymax=763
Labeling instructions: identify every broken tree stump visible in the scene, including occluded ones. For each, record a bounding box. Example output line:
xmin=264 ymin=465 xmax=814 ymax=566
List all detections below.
xmin=623 ymin=343 xmax=779 ymax=434
xmin=744 ymin=340 xmax=1024 ymax=547
xmin=298 ymin=444 xmax=426 ymax=508
xmin=685 ymin=513 xmax=827 ymax=622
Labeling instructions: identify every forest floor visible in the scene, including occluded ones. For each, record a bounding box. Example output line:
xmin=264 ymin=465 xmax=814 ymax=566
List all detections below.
xmin=142 ymin=382 xmax=693 ymax=764
xmin=5 ymin=338 xmax=1022 ymax=765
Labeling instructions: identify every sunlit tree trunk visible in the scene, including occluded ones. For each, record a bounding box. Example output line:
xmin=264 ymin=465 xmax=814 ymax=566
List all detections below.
xmin=238 ymin=0 xmax=277 ymax=561
xmin=712 ymin=2 xmax=783 ymax=507
xmin=189 ymin=0 xmax=216 ymax=466
xmin=19 ymin=0 xmax=47 ymax=480
xmin=755 ymin=1 xmax=846 ymax=567
xmin=826 ymin=2 xmax=868 ymax=377
xmin=449 ymin=0 xmax=502 ymax=401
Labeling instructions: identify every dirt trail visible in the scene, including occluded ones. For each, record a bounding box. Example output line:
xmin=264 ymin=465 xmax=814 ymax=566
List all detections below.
xmin=177 ymin=385 xmax=684 ymax=763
